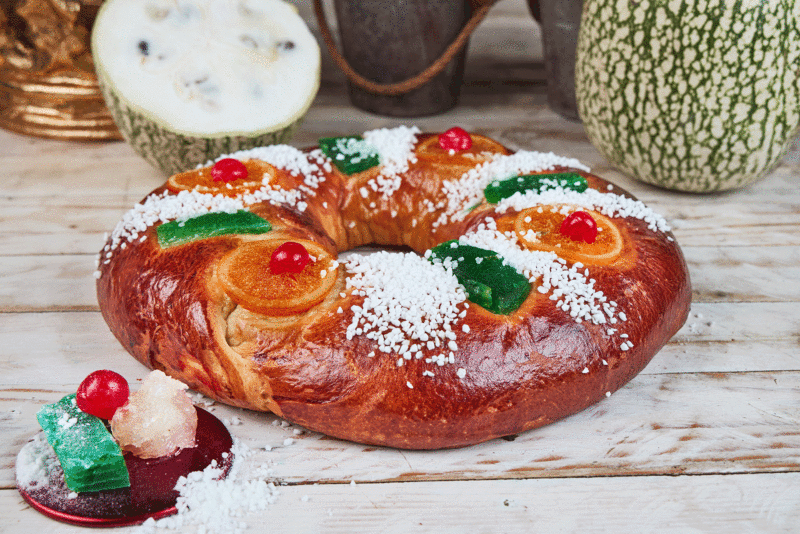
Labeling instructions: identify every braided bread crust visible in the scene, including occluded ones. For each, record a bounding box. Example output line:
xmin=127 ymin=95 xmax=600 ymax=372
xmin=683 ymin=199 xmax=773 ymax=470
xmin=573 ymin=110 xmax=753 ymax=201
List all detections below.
xmin=97 ymin=133 xmax=690 ymax=449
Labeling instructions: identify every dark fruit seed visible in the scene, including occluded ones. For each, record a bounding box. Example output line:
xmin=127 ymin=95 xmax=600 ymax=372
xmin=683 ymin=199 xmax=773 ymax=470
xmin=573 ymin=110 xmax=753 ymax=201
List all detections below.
xmin=277 ymin=40 xmax=295 ymax=50
xmin=138 ymin=40 xmax=149 ymax=56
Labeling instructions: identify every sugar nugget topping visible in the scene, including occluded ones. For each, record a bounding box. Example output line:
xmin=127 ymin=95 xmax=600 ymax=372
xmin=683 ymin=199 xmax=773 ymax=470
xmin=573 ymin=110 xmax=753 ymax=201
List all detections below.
xmin=344 ymin=251 xmax=467 ymax=360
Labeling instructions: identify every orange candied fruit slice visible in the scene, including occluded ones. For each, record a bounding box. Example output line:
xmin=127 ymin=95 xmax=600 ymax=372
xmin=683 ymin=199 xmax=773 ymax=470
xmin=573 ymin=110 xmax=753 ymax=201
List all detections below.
xmin=217 ymin=237 xmax=338 ymax=316
xmin=415 ymin=133 xmax=509 ymax=166
xmin=514 ymin=205 xmax=623 ymax=265
xmin=167 ymin=159 xmax=274 ymax=197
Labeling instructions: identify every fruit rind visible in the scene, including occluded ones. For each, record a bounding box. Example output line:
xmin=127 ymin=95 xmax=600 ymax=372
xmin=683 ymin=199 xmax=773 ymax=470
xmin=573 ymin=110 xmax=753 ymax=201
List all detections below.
xmin=91 ymin=0 xmax=320 ymax=176
xmin=575 ymin=0 xmax=800 ymax=192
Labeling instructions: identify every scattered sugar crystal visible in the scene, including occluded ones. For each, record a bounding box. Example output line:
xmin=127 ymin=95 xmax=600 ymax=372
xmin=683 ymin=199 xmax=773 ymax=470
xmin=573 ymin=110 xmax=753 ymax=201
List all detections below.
xmin=436 ymin=150 xmax=591 ymax=226
xmin=99 ymin=145 xmax=333 ymax=272
xmin=495 ymin=187 xmax=671 ymax=234
xmin=111 ymin=370 xmax=197 ymax=459
xmin=99 ymin=189 xmax=246 ymax=267
xmin=134 ymin=440 xmax=280 ymax=534
xmin=458 ymin=219 xmax=623 ymax=326
xmin=344 ymin=251 xmax=467 ymax=356
xmin=361 ymin=125 xmax=420 ymax=197
xmin=208 ymin=145 xmax=326 ymax=190
xmin=15 ymin=433 xmax=59 ymax=490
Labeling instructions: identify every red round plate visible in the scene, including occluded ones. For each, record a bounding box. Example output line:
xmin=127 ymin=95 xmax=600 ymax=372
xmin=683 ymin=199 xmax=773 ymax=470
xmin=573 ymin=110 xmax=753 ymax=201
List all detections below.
xmin=17 ymin=407 xmax=233 ymax=527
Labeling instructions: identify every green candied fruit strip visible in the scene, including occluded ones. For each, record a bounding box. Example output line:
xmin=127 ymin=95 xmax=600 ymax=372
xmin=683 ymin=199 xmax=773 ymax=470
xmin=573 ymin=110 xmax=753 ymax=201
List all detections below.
xmin=157 ymin=210 xmax=272 ymax=248
xmin=36 ymin=394 xmax=130 ymax=493
xmin=318 ymin=135 xmax=380 ymax=175
xmin=429 ymin=240 xmax=530 ymax=315
xmin=484 ymin=172 xmax=588 ymax=203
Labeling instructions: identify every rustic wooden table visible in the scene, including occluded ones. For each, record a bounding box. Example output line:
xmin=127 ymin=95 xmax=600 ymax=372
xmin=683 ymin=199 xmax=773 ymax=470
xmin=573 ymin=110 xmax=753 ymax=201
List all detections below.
xmin=1 ymin=64 xmax=799 ymax=533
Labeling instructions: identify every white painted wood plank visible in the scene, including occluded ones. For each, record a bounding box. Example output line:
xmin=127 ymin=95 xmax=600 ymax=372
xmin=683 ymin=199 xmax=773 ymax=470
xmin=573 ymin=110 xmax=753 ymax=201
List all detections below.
xmin=2 ymin=472 xmax=798 ymax=534
xmin=0 ymin=255 xmax=98 ymax=312
xmin=0 ymin=136 xmax=161 ymax=199
xmin=682 ymin=245 xmax=800 ymax=302
xmin=0 ymin=300 xmax=797 ymax=388
xmin=1 ymin=116 xmax=796 ymax=218
xmin=201 ymin=371 xmax=800 ymax=484
xmin=2 ymin=135 xmax=798 ymax=251
xmin=652 ymin=338 xmax=800 ymax=375
xmin=3 ymin=371 xmax=798 ymax=488
xmin=0 ymin=312 xmax=145 ymax=385
xmin=2 ymin=244 xmax=799 ymax=311
xmin=5 ymin=170 xmax=797 ymax=253
xmin=0 ymin=234 xmax=105 ymax=257
xmin=0 ymin=198 xmax=126 ymax=245
xmin=0 ymin=133 xmax=792 ymax=210
xmin=669 ymin=302 xmax=799 ymax=343
xmin=1 ymin=107 xmax=794 ymax=196
xmin=4 ymin=192 xmax=800 ymax=254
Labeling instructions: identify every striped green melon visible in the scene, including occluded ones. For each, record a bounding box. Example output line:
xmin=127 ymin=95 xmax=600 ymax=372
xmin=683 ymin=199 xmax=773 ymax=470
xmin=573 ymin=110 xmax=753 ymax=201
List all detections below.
xmin=91 ymin=0 xmax=320 ymax=176
xmin=575 ymin=0 xmax=800 ymax=192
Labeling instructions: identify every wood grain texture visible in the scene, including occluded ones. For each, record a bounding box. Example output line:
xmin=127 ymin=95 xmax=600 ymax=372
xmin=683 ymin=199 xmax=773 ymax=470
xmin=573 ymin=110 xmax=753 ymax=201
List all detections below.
xmin=3 ymin=371 xmax=798 ymax=488
xmin=2 ymin=471 xmax=798 ymax=534
xmin=0 ymin=301 xmax=797 ymax=389
xmin=1 ymin=36 xmax=798 ymax=529
xmin=3 ymin=247 xmax=799 ymax=311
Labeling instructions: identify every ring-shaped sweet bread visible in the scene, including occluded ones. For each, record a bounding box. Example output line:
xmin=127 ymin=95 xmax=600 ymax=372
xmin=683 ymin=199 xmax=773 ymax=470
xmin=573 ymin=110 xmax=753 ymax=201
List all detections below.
xmin=96 ymin=126 xmax=690 ymax=449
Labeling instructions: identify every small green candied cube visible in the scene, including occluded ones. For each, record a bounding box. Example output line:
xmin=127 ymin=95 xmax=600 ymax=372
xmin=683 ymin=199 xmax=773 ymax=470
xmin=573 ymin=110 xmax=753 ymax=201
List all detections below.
xmin=36 ymin=394 xmax=130 ymax=493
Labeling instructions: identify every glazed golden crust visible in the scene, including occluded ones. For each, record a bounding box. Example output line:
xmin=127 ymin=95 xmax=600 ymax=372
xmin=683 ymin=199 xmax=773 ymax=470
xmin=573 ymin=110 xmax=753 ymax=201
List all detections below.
xmin=97 ymin=133 xmax=691 ymax=449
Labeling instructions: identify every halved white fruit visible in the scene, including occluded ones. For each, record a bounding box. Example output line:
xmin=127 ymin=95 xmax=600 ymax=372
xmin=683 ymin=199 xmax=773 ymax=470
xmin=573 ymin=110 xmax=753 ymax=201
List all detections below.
xmin=91 ymin=0 xmax=320 ymax=175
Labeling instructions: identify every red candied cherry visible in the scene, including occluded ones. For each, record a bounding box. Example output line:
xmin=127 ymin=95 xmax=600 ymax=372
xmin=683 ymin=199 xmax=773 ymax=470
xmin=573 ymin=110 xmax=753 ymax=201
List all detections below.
xmin=269 ymin=241 xmax=311 ymax=274
xmin=438 ymin=127 xmax=473 ymax=151
xmin=76 ymin=370 xmax=130 ymax=420
xmin=211 ymin=158 xmax=248 ymax=183
xmin=560 ymin=211 xmax=598 ymax=244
